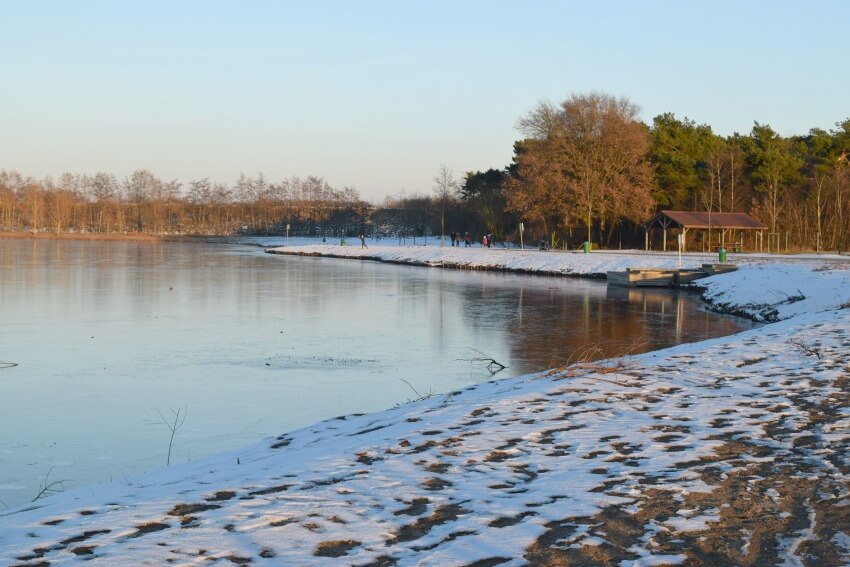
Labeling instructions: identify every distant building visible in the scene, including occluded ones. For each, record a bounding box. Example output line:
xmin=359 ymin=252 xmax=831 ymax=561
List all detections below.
xmin=644 ymin=210 xmax=767 ymax=251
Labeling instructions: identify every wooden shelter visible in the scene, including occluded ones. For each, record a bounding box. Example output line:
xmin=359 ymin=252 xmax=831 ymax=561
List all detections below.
xmin=643 ymin=210 xmax=768 ymax=252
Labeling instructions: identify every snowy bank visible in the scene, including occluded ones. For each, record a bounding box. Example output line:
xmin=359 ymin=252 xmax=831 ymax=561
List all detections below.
xmin=266 ymin=242 xmax=847 ymax=279
xmin=1 ymin=248 xmax=849 ymax=566
xmin=268 ymin=244 xmax=727 ymax=276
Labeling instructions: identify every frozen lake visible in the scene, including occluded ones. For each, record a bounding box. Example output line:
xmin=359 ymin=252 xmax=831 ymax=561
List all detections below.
xmin=0 ymin=238 xmax=753 ymax=509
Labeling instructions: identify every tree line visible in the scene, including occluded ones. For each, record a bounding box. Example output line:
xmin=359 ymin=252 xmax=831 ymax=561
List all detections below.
xmin=2 ymin=91 xmax=848 ymax=251
xmin=501 ymin=93 xmax=850 ymax=251
xmin=0 ymin=171 xmax=367 ymax=237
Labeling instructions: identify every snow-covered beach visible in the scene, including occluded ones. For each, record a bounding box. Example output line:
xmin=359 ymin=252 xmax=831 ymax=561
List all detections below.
xmin=2 ymin=246 xmax=848 ymax=566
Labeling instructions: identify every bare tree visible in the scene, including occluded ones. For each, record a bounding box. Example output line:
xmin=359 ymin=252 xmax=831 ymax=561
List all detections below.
xmin=511 ymin=92 xmax=654 ymax=245
xmin=156 ymin=407 xmax=187 ymax=466
xmin=747 ymin=123 xmax=804 ymax=244
xmin=20 ymin=183 xmax=45 ymax=231
xmin=89 ymin=172 xmax=118 ymax=202
xmin=432 ymin=164 xmax=457 ymax=246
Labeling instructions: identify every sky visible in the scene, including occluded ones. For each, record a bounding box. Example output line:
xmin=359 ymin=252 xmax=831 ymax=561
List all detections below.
xmin=1 ymin=0 xmax=848 ymax=202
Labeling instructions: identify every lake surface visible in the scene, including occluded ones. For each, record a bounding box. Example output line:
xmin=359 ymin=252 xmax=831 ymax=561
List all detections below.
xmin=0 ymin=238 xmax=753 ymax=509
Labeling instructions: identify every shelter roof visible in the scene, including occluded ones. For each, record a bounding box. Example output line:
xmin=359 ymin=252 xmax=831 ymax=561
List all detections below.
xmin=645 ymin=210 xmax=768 ymax=230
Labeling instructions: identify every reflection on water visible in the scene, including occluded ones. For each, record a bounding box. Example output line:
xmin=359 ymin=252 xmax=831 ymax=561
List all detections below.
xmin=457 ymin=277 xmax=749 ymax=373
xmin=0 ymin=239 xmax=754 ymax=508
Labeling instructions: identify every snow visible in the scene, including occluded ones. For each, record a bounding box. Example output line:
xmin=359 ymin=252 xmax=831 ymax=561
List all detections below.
xmin=663 ymin=511 xmax=720 ymax=533
xmin=628 ymin=554 xmax=687 ymax=566
xmin=1 ymin=245 xmax=849 ymax=565
xmin=834 ymin=531 xmax=850 ymax=554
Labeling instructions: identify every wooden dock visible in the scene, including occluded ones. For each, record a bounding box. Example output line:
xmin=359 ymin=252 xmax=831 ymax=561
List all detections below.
xmin=606 ymin=268 xmax=678 ymax=287
xmin=607 ymin=264 xmax=737 ymax=288
xmin=702 ymin=263 xmax=738 ymax=275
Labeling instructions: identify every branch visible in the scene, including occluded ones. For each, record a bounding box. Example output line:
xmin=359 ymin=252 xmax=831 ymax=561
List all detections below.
xmin=31 ymin=466 xmax=70 ymax=502
xmin=772 ymin=288 xmax=806 ymax=305
xmin=395 ymin=378 xmax=434 ymax=406
xmin=398 ymin=378 xmax=424 ymax=399
xmin=457 ymin=348 xmax=507 ymax=375
xmin=790 ymin=338 xmax=822 ymax=359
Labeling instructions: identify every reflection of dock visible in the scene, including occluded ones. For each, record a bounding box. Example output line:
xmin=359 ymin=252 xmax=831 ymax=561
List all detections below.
xmin=606 ymin=284 xmax=676 ymax=302
xmin=604 ymin=285 xmax=687 ymax=343
xmin=606 ymin=264 xmax=737 ymax=288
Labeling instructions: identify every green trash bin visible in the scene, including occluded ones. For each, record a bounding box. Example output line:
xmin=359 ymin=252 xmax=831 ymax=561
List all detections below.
xmin=582 ymin=241 xmax=591 ymax=254
xmin=718 ymin=247 xmax=727 ymax=262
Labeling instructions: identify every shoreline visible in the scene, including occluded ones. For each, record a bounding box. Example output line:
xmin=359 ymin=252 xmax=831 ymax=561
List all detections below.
xmin=2 ymin=246 xmax=848 ymax=565
xmin=265 ymin=242 xmax=850 ymax=271
xmin=269 ymin=247 xmax=609 ymax=279
xmin=0 ymin=231 xmax=211 ymax=243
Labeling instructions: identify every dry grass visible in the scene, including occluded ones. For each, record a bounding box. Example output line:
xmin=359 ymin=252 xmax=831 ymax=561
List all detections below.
xmin=542 ymin=338 xmax=647 ymax=381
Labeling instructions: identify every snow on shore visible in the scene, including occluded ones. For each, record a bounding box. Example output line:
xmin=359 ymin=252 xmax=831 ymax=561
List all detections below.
xmin=270 ymin=244 xmax=727 ymax=276
xmin=2 ymin=247 xmax=848 ymax=566
xmin=267 ymin=241 xmax=847 ymax=276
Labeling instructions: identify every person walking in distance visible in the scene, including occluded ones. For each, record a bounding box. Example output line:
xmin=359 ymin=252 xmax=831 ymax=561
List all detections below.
xmin=464 ymin=232 xmax=471 ymax=247
xmin=360 ymin=233 xmax=368 ymax=249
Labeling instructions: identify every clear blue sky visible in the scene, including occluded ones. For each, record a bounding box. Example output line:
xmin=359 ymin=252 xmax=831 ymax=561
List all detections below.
xmin=2 ymin=0 xmax=847 ymax=201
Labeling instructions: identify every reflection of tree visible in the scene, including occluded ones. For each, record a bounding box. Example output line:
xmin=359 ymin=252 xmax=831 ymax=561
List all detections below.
xmin=455 ymin=280 xmax=747 ymax=375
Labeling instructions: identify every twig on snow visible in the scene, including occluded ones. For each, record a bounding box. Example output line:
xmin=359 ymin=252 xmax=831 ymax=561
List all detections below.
xmin=790 ymin=337 xmax=822 ymax=359
xmin=396 ymin=378 xmax=434 ymax=405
